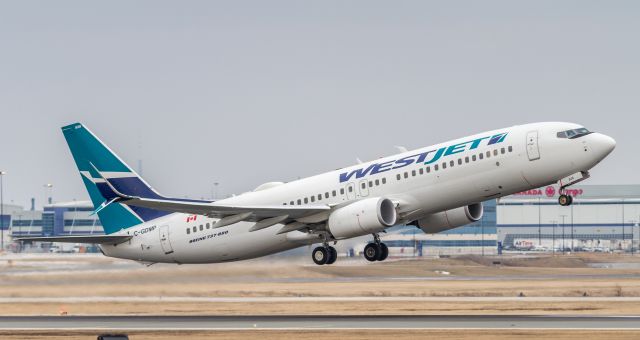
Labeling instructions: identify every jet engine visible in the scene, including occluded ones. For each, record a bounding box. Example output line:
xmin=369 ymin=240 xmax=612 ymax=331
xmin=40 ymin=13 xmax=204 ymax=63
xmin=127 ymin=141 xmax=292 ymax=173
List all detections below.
xmin=415 ymin=203 xmax=483 ymax=234
xmin=327 ymin=197 xmax=397 ymax=239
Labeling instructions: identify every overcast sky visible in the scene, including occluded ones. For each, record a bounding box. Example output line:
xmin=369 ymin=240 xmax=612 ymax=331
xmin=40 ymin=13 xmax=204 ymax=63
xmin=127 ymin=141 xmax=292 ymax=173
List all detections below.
xmin=0 ymin=1 xmax=638 ymax=209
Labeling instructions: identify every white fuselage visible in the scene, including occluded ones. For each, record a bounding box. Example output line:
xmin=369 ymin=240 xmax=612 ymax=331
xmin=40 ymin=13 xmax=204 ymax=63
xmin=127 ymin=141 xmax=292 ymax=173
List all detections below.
xmin=100 ymin=122 xmax=615 ymax=264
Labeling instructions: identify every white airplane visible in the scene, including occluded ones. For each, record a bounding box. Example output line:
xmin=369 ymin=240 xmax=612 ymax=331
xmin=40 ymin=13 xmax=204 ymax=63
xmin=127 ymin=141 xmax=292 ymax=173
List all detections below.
xmin=19 ymin=122 xmax=615 ymax=265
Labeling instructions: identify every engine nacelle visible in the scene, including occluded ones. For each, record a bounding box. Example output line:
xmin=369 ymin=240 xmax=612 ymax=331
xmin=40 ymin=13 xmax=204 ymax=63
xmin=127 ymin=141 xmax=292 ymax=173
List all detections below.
xmin=327 ymin=197 xmax=397 ymax=239
xmin=416 ymin=203 xmax=483 ymax=234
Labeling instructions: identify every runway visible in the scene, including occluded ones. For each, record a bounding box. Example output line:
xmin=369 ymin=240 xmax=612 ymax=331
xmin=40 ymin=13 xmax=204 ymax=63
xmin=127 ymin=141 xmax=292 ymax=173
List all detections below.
xmin=1 ymin=315 xmax=640 ymax=330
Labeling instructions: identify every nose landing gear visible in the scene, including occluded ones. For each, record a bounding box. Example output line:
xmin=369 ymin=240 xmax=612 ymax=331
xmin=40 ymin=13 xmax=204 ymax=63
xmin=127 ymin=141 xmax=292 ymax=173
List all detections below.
xmin=364 ymin=234 xmax=389 ymax=262
xmin=558 ymin=193 xmax=573 ymax=206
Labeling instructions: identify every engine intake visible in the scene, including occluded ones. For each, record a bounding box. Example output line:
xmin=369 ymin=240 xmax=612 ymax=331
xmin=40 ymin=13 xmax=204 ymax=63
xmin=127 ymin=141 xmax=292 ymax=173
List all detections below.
xmin=327 ymin=197 xmax=397 ymax=239
xmin=416 ymin=203 xmax=483 ymax=234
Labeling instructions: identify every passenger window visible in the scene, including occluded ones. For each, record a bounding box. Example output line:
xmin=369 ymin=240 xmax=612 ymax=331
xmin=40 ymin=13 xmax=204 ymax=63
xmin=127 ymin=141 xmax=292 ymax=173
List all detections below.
xmin=458 ymin=159 xmax=462 ymax=165
xmin=187 ymin=228 xmax=190 ymax=234
xmin=192 ymin=226 xmax=197 ymax=232
xmin=486 ymin=151 xmax=491 ymax=158
xmin=332 ymin=190 xmax=337 ymax=196
xmin=206 ymin=223 xmax=210 ymax=229
xmin=297 ymin=199 xmax=302 ymax=205
xmin=479 ymin=153 xmax=484 ymax=160
xmin=465 ymin=156 xmax=469 ymax=163
xmin=348 ymin=186 xmax=353 ymax=192
xmin=304 ymin=197 xmax=308 ymax=204
xmin=411 ymin=170 xmax=416 ymax=176
xmin=318 ymin=194 xmax=322 ymax=200
xmin=200 ymin=225 xmax=203 ymax=231
xmin=450 ymin=160 xmax=454 ymax=167
xmin=472 ymin=155 xmax=477 ymax=161
xmin=442 ymin=162 xmax=447 ymax=169
xmin=325 ymin=192 xmax=329 ymax=199
xmin=493 ymin=149 xmax=498 ymax=156
xmin=404 ymin=172 xmax=408 ymax=178
xmin=434 ymin=164 xmax=439 ymax=171
xmin=375 ymin=179 xmax=380 ymax=186
xmin=426 ymin=166 xmax=430 ymax=173
xmin=508 ymin=146 xmax=513 ymax=152
xmin=419 ymin=168 xmax=423 ymax=175
xmin=290 ymin=201 xmax=294 ymax=205
xmin=382 ymin=178 xmax=387 ymax=184
xmin=501 ymin=148 xmax=505 ymax=154
xmin=311 ymin=196 xmax=316 ymax=202
xmin=341 ymin=188 xmax=345 ymax=194
xmin=397 ymin=174 xmax=401 ymax=180
xmin=368 ymin=181 xmax=373 ymax=187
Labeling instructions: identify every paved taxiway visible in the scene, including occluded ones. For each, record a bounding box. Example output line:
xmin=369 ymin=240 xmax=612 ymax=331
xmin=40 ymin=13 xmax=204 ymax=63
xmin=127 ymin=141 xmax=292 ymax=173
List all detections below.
xmin=1 ymin=315 xmax=640 ymax=329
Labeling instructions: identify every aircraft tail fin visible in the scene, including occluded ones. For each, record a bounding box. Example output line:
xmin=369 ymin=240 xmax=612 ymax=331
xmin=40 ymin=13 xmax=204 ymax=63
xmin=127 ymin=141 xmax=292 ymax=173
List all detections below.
xmin=61 ymin=123 xmax=170 ymax=234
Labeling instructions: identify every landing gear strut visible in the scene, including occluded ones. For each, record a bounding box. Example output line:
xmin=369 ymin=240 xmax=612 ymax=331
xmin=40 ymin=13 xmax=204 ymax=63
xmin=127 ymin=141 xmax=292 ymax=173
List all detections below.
xmin=312 ymin=244 xmax=337 ymax=265
xmin=364 ymin=234 xmax=389 ymax=262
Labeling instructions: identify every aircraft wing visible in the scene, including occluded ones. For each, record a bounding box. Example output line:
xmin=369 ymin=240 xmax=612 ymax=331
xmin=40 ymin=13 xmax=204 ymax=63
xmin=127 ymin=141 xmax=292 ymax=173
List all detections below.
xmin=15 ymin=235 xmax=132 ymax=244
xmin=120 ymin=197 xmax=330 ymax=220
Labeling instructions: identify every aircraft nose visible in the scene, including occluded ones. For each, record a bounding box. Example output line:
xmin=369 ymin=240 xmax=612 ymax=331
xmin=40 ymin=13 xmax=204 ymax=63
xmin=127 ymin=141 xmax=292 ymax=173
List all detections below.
xmin=592 ymin=133 xmax=616 ymax=158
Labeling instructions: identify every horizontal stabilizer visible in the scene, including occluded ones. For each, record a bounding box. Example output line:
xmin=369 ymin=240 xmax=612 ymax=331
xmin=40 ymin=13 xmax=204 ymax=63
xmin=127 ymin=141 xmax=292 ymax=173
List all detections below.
xmin=15 ymin=235 xmax=132 ymax=244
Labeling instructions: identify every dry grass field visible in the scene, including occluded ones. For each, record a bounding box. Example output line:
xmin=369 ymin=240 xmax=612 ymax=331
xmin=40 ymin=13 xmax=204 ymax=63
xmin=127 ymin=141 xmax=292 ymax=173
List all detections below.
xmin=1 ymin=252 xmax=640 ymax=316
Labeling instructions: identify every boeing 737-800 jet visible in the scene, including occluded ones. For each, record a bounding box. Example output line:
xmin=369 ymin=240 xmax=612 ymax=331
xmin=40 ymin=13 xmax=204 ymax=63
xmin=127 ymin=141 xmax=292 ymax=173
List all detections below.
xmin=19 ymin=122 xmax=615 ymax=265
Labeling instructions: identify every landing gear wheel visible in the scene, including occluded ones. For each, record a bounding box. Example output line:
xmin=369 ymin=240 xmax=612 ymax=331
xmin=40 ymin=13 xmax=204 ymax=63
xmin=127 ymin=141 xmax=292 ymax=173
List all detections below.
xmin=559 ymin=194 xmax=573 ymax=206
xmin=312 ymin=246 xmax=329 ymax=265
xmin=364 ymin=243 xmax=381 ymax=262
xmin=326 ymin=246 xmax=337 ymax=265
xmin=377 ymin=243 xmax=389 ymax=261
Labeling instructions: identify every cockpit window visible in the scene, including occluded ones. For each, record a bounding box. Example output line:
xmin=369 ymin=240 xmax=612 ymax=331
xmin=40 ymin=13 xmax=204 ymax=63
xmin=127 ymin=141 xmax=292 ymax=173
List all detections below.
xmin=557 ymin=128 xmax=592 ymax=139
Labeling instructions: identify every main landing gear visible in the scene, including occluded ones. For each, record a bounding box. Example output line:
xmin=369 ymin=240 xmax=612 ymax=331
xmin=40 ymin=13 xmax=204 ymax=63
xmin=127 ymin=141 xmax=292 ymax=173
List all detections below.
xmin=364 ymin=234 xmax=389 ymax=262
xmin=312 ymin=244 xmax=337 ymax=265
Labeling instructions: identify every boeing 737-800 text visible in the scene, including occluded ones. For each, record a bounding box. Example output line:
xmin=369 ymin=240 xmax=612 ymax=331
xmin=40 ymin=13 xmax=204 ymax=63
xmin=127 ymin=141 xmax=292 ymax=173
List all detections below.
xmin=18 ymin=122 xmax=615 ymax=265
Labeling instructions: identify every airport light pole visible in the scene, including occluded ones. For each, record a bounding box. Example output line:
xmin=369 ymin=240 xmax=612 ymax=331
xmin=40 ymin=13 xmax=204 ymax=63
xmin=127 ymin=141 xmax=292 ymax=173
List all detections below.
xmin=538 ymin=197 xmax=542 ymax=246
xmin=0 ymin=171 xmax=5 ymax=250
xmin=550 ymin=219 xmax=557 ymax=255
